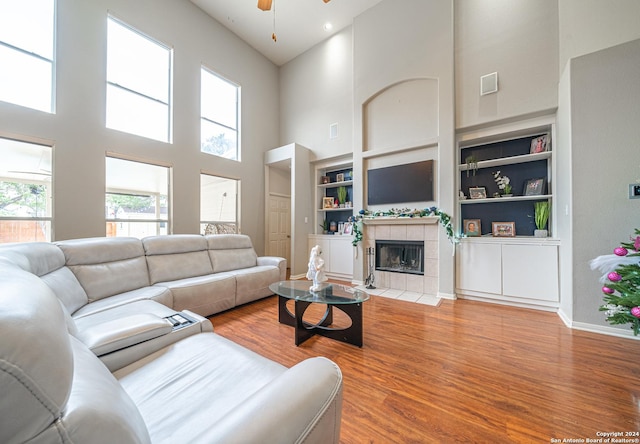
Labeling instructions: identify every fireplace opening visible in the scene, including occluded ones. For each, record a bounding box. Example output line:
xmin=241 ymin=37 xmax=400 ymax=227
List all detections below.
xmin=375 ymin=240 xmax=424 ymax=275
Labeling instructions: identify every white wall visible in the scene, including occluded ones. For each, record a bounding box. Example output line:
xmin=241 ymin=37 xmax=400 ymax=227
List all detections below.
xmin=0 ymin=0 xmax=279 ymax=252
xmin=558 ymin=0 xmax=640 ymax=74
xmin=455 ymin=0 xmax=559 ymax=129
xmin=569 ymin=39 xmax=640 ymax=329
xmin=279 ymin=27 xmax=353 ymax=160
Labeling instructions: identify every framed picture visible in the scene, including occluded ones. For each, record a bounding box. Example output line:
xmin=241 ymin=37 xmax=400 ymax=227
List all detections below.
xmin=322 ymin=197 xmax=334 ymax=209
xmin=336 ymin=173 xmax=345 ymax=182
xmin=530 ymin=134 xmax=549 ymax=154
xmin=469 ymin=187 xmax=487 ymax=199
xmin=492 ymin=221 xmax=515 ymax=237
xmin=464 ymin=219 xmax=481 ymax=237
xmin=524 ymin=178 xmax=546 ymax=196
xmin=320 ymin=176 xmax=330 ymax=184
xmin=343 ymin=222 xmax=353 ymax=235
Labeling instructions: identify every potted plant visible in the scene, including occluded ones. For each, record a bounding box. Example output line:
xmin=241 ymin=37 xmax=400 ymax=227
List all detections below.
xmin=465 ymin=155 xmax=478 ymax=177
xmin=534 ymin=201 xmax=550 ymax=237
xmin=319 ymin=219 xmax=328 ymax=234
xmin=337 ymin=186 xmax=347 ymax=208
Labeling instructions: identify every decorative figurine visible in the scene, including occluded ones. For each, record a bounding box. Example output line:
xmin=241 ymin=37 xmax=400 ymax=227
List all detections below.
xmin=306 ymin=245 xmax=328 ymax=291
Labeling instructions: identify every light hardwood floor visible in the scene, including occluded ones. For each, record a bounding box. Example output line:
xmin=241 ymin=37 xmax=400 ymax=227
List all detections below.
xmin=209 ymin=286 xmax=640 ymax=443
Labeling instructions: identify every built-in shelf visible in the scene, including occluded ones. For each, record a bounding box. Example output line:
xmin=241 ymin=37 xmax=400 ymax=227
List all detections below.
xmin=458 ymin=151 xmax=551 ymax=171
xmin=460 ymin=194 xmax=552 ymax=205
xmin=318 ymin=180 xmax=353 ymax=189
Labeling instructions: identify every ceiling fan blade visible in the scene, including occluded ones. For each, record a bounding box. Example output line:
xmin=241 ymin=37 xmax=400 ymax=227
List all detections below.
xmin=257 ymin=0 xmax=272 ymax=11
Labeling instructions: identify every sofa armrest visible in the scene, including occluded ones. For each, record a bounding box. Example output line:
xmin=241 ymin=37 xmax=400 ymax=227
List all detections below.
xmin=258 ymin=256 xmax=287 ymax=280
xmin=76 ymin=313 xmax=173 ymax=356
xmin=203 ymin=356 xmax=343 ymax=444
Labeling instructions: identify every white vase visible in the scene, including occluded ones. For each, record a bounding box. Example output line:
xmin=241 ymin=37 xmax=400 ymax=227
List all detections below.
xmin=534 ymin=229 xmax=548 ymax=238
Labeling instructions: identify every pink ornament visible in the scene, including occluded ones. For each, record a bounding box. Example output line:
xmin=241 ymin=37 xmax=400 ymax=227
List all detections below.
xmin=602 ymin=286 xmax=615 ymax=294
xmin=607 ymin=272 xmax=622 ymax=282
xmin=614 ymin=247 xmax=628 ymax=256
xmin=631 ymin=307 xmax=640 ymax=318
xmin=634 ymin=236 xmax=640 ymax=251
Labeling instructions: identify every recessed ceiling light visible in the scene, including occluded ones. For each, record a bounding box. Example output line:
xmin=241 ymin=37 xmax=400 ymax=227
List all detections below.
xmin=323 ymin=22 xmax=333 ymax=32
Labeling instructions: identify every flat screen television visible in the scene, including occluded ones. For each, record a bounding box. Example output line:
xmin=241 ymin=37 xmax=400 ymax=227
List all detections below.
xmin=367 ymin=160 xmax=434 ymax=205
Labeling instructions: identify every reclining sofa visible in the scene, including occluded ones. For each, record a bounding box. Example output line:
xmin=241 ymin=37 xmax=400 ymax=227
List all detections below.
xmin=0 ymin=234 xmax=344 ymax=443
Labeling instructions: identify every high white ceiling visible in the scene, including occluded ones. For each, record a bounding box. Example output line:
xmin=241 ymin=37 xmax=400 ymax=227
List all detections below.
xmin=190 ymin=0 xmax=384 ymax=66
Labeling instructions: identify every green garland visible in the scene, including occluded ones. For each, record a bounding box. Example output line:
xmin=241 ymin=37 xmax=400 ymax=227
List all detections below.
xmin=350 ymin=207 xmax=460 ymax=247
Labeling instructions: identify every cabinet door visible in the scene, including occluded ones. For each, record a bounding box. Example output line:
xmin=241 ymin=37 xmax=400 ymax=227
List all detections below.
xmin=329 ymin=238 xmax=353 ymax=275
xmin=502 ymin=244 xmax=559 ymax=301
xmin=456 ymin=242 xmax=502 ymax=294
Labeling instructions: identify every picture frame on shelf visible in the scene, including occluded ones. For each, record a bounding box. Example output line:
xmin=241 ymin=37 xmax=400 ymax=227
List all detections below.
xmin=321 ymin=176 xmax=330 ymax=184
xmin=322 ymin=197 xmax=334 ymax=209
xmin=530 ymin=134 xmax=549 ymax=154
xmin=492 ymin=222 xmax=515 ymax=237
xmin=464 ymin=219 xmax=481 ymax=237
xmin=469 ymin=187 xmax=487 ymax=199
xmin=343 ymin=222 xmax=353 ymax=235
xmin=524 ymin=178 xmax=546 ymax=196
xmin=336 ymin=173 xmax=345 ymax=182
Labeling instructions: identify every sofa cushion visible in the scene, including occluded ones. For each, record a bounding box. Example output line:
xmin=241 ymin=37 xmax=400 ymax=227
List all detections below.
xmin=0 ymin=269 xmax=74 ymax=444
xmin=57 ymin=237 xmax=150 ymax=303
xmin=114 ymin=333 xmax=286 ymax=443
xmin=232 ymin=265 xmax=282 ymax=306
xmin=206 ymin=234 xmax=258 ymax=272
xmin=0 ymin=241 xmax=65 ymax=275
xmin=0 ymin=242 xmax=90 ymax=313
xmin=71 ymin=288 xmax=173 ymax=320
xmin=154 ymin=273 xmax=237 ymax=316
xmin=143 ymin=235 xmax=214 ymax=284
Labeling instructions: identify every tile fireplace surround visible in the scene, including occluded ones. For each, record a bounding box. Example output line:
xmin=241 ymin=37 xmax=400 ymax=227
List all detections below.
xmin=361 ymin=217 xmax=439 ymax=302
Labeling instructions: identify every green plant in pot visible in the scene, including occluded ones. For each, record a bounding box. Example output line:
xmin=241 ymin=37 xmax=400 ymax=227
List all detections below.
xmin=319 ymin=219 xmax=328 ymax=234
xmin=534 ymin=201 xmax=550 ymax=237
xmin=337 ymin=186 xmax=347 ymax=207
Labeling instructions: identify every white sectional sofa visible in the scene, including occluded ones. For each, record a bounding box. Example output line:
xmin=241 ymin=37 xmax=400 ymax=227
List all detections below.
xmin=0 ymin=234 xmax=344 ymax=443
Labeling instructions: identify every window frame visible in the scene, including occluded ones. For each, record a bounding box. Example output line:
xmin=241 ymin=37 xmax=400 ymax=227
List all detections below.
xmin=200 ymin=172 xmax=239 ymax=235
xmin=200 ymin=66 xmax=240 ymax=161
xmin=105 ymin=155 xmax=171 ymax=239
xmin=0 ymin=0 xmax=56 ymax=113
xmin=106 ymin=15 xmax=173 ymax=143
xmin=0 ymin=136 xmax=53 ymax=243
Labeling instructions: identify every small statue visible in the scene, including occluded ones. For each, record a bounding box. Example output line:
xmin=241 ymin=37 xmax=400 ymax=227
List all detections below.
xmin=306 ymin=245 xmax=328 ymax=291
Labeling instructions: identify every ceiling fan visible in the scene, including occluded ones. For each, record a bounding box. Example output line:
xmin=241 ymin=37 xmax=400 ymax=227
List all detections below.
xmin=257 ymin=0 xmax=330 ymax=12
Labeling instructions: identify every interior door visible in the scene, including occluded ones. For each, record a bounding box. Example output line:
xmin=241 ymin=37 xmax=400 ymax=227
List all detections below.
xmin=268 ymin=194 xmax=291 ymax=266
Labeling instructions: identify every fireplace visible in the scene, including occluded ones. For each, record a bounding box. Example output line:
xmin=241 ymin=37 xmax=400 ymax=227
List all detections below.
xmin=375 ymin=240 xmax=424 ymax=275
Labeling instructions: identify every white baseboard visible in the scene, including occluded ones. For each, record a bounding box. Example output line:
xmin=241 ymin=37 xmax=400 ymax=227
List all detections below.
xmin=571 ymin=321 xmax=640 ymax=340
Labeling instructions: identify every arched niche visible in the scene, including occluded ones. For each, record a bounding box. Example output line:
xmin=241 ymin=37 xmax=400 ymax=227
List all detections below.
xmin=363 ymin=78 xmax=439 ymax=152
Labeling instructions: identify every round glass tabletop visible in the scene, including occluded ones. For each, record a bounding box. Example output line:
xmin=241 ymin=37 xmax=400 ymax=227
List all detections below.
xmin=269 ymin=280 xmax=370 ymax=304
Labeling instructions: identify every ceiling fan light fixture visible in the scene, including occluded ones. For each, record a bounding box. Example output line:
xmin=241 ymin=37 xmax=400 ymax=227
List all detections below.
xmin=257 ymin=0 xmax=272 ymax=11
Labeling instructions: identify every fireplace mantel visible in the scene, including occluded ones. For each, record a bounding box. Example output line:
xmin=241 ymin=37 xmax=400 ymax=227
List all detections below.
xmin=363 ymin=217 xmax=438 ymax=225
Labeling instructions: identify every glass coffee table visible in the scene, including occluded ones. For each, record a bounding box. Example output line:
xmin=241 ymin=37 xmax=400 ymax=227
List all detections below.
xmin=269 ymin=280 xmax=370 ymax=347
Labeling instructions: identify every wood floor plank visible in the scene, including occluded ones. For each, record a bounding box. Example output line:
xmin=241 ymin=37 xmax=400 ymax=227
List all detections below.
xmin=209 ymin=290 xmax=640 ymax=443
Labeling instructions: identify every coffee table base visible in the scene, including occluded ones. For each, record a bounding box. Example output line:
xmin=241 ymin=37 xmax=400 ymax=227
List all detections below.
xmin=278 ymin=296 xmax=364 ymax=347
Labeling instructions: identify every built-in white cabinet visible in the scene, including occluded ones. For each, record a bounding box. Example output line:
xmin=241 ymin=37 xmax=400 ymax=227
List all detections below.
xmin=308 ymin=234 xmax=353 ymax=281
xmin=455 ymin=116 xmax=561 ymax=311
xmin=456 ymin=238 xmax=559 ymax=310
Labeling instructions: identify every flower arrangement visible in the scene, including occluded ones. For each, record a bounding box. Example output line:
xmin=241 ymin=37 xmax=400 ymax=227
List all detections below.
xmin=350 ymin=207 xmax=459 ymax=247
xmin=492 ymin=171 xmax=512 ymax=195
xmin=590 ymin=228 xmax=640 ymax=335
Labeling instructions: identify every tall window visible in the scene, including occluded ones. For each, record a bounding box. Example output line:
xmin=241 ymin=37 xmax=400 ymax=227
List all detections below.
xmin=201 ymin=67 xmax=239 ymax=161
xmin=0 ymin=137 xmax=53 ymax=243
xmin=0 ymin=0 xmax=55 ymax=113
xmin=106 ymin=156 xmax=170 ymax=238
xmin=106 ymin=17 xmax=172 ymax=143
xmin=200 ymin=174 xmax=238 ymax=235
